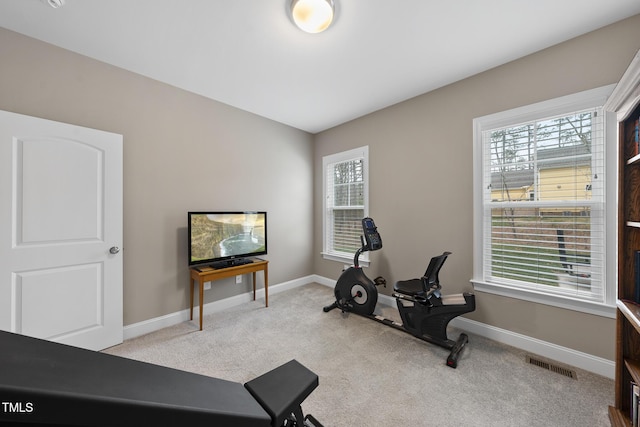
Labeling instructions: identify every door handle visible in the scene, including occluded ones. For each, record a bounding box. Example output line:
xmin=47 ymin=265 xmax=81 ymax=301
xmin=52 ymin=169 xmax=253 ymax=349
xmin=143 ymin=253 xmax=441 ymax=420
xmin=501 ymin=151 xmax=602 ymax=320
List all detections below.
xmin=109 ymin=246 xmax=120 ymax=254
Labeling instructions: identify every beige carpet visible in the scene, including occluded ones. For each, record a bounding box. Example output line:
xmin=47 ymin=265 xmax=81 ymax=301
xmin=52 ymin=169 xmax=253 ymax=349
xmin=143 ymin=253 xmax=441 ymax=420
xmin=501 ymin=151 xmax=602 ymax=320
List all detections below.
xmin=104 ymin=283 xmax=613 ymax=426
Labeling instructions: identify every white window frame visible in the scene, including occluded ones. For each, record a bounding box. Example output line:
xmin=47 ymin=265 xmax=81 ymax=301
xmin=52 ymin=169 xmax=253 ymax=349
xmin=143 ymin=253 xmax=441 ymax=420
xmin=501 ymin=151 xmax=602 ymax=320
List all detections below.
xmin=322 ymin=146 xmax=369 ymax=265
xmin=472 ymin=85 xmax=617 ymax=318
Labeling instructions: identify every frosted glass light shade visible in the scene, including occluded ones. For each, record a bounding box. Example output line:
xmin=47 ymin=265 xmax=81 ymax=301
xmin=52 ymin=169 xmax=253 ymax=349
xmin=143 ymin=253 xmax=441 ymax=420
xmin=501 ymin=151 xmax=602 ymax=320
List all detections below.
xmin=291 ymin=0 xmax=335 ymax=33
xmin=45 ymin=0 xmax=65 ymax=8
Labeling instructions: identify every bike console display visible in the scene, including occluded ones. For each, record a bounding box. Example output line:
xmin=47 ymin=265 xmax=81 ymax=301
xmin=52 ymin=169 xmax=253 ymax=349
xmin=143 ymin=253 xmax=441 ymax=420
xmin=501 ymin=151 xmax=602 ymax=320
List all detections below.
xmin=362 ymin=217 xmax=382 ymax=251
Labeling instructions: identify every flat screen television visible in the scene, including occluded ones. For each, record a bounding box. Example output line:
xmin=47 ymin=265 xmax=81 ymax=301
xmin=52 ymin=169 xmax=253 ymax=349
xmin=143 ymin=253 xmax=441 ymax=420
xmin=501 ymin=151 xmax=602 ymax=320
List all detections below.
xmin=188 ymin=211 xmax=267 ymax=268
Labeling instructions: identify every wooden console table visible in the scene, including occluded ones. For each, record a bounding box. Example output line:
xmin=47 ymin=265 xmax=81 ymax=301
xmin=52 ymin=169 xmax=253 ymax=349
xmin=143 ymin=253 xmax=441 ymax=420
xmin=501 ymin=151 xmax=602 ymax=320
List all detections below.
xmin=189 ymin=259 xmax=268 ymax=331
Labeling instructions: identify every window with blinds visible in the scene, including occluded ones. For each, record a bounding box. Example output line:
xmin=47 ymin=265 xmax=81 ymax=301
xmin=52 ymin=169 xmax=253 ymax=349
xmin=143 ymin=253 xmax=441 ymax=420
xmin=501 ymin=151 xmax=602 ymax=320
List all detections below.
xmin=479 ymin=104 xmax=606 ymax=303
xmin=322 ymin=146 xmax=369 ymax=262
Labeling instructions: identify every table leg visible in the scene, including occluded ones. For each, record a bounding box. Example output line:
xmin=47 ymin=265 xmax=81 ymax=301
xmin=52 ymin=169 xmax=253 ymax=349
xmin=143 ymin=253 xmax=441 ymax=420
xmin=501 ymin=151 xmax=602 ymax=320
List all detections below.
xmin=264 ymin=265 xmax=269 ymax=307
xmin=199 ymin=279 xmax=204 ymax=331
xmin=190 ymin=278 xmax=194 ymax=321
xmin=252 ymin=271 xmax=257 ymax=301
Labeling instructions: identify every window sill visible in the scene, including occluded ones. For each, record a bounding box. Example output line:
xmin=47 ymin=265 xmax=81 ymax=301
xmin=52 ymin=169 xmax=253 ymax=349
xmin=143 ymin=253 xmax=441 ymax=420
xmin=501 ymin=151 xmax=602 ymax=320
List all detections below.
xmin=322 ymin=252 xmax=370 ymax=268
xmin=471 ymin=280 xmax=615 ymax=318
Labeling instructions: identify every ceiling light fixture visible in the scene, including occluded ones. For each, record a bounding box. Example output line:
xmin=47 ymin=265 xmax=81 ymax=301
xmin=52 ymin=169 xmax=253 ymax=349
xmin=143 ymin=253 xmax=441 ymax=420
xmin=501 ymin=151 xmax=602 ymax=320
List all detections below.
xmin=45 ymin=0 xmax=65 ymax=8
xmin=290 ymin=0 xmax=335 ymax=34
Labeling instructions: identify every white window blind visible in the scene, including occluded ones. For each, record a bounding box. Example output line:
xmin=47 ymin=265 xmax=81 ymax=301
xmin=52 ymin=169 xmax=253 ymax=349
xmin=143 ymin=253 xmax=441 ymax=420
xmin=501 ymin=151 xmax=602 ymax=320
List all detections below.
xmin=482 ymin=107 xmax=605 ymax=302
xmin=323 ymin=146 xmax=369 ymax=261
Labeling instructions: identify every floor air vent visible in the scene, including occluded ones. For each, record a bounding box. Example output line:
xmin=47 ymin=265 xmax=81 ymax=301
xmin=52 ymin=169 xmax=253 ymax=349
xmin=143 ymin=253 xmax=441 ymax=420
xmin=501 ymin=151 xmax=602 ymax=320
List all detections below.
xmin=526 ymin=355 xmax=577 ymax=379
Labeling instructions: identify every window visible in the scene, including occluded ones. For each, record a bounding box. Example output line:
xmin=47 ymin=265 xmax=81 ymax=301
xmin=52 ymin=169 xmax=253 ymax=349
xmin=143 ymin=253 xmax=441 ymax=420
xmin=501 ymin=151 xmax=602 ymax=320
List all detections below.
xmin=472 ymin=86 xmax=617 ymax=317
xmin=322 ymin=146 xmax=369 ymax=264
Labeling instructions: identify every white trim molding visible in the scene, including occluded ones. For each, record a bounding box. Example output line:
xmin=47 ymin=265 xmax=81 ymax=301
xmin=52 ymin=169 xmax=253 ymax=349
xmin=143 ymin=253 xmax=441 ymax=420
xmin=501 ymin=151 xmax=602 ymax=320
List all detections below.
xmin=371 ymin=291 xmax=613 ymax=378
xmin=605 ymin=49 xmax=640 ymax=121
xmin=122 ymin=274 xmax=613 ymax=379
xmin=122 ymin=275 xmax=319 ymax=341
xmin=448 ymin=315 xmax=614 ymax=379
xmin=317 ymin=278 xmax=613 ymax=378
xmin=472 ymin=280 xmax=616 ymax=319
xmin=472 ymin=84 xmax=618 ymax=316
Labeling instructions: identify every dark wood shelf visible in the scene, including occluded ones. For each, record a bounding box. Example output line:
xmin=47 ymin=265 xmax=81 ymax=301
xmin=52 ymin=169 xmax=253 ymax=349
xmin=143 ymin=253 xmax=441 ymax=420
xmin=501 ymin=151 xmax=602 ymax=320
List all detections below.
xmin=625 ymin=358 xmax=640 ymax=384
xmin=627 ymin=153 xmax=640 ymax=165
xmin=608 ymin=405 xmax=630 ymax=427
xmin=619 ymin=301 xmax=640 ymax=335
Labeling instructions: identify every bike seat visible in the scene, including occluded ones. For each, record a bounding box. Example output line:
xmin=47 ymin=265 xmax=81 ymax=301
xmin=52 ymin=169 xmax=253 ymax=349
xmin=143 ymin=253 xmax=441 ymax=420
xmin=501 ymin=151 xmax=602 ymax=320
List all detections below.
xmin=394 ymin=251 xmax=450 ymax=296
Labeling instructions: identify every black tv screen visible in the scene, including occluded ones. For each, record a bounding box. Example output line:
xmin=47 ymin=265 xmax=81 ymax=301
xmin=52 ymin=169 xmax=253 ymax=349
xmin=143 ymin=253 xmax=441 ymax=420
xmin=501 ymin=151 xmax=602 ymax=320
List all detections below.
xmin=188 ymin=211 xmax=267 ymax=268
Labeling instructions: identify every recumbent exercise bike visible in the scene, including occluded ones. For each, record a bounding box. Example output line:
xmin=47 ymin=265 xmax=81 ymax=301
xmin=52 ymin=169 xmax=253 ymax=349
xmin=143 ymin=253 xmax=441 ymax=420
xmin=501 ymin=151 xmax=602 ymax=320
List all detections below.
xmin=323 ymin=217 xmax=475 ymax=368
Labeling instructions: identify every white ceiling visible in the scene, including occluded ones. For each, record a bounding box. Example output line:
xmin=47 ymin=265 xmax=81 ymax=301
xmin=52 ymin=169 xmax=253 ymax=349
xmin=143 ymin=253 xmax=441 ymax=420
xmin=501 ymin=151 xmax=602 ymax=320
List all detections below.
xmin=1 ymin=0 xmax=640 ymax=133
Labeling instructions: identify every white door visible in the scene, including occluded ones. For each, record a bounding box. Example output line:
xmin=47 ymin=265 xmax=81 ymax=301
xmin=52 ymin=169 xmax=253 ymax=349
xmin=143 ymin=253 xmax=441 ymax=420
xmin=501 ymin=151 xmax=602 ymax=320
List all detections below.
xmin=0 ymin=110 xmax=123 ymax=350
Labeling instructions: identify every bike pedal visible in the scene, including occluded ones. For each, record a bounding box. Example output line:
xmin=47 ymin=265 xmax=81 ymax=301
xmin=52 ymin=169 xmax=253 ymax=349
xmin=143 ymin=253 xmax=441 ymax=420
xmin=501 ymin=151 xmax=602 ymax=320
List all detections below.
xmin=304 ymin=414 xmax=324 ymax=427
xmin=374 ymin=276 xmax=387 ymax=287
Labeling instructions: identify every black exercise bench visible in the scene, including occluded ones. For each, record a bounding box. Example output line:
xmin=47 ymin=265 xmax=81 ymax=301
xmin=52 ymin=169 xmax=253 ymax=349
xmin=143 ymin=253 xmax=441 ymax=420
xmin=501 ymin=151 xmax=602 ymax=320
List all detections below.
xmin=0 ymin=331 xmax=322 ymax=427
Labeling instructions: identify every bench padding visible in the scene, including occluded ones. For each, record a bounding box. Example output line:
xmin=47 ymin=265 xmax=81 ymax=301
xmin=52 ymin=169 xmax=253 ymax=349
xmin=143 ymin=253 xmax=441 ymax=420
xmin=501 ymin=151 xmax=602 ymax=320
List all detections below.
xmin=0 ymin=331 xmax=271 ymax=427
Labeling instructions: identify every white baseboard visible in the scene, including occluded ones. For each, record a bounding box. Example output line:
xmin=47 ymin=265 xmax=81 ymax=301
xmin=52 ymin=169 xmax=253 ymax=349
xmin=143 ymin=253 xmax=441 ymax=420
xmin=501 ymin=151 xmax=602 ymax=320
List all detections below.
xmin=449 ymin=315 xmax=614 ymax=379
xmin=317 ymin=277 xmax=614 ymax=379
xmin=124 ymin=274 xmax=614 ymax=379
xmin=123 ymin=275 xmax=317 ymax=340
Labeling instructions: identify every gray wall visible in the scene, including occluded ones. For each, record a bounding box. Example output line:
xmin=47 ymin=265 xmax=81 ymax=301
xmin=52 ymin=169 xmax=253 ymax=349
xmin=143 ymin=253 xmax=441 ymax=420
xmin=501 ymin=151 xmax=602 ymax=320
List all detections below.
xmin=313 ymin=14 xmax=640 ymax=361
xmin=2 ymin=14 xmax=640 ymax=361
xmin=0 ymin=28 xmax=315 ymax=326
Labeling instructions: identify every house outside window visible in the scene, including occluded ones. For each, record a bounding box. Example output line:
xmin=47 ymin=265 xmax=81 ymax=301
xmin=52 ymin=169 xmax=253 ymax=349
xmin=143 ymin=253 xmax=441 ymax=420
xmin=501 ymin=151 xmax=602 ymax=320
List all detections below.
xmin=322 ymin=146 xmax=369 ymax=264
xmin=472 ymin=86 xmax=617 ymax=317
